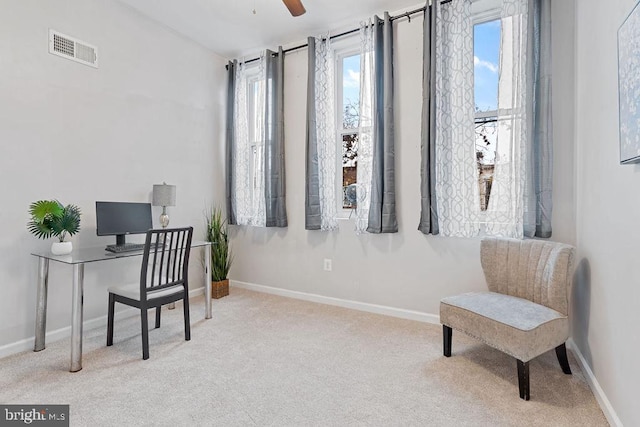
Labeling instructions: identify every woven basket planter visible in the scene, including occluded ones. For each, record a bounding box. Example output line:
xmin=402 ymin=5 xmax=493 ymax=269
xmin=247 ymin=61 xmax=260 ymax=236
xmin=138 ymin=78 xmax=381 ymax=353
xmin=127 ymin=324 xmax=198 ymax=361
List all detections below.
xmin=211 ymin=279 xmax=229 ymax=299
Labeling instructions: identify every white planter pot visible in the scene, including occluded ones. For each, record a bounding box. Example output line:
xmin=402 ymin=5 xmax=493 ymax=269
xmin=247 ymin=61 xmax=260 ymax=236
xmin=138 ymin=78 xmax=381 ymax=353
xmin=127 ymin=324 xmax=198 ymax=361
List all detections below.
xmin=51 ymin=241 xmax=73 ymax=255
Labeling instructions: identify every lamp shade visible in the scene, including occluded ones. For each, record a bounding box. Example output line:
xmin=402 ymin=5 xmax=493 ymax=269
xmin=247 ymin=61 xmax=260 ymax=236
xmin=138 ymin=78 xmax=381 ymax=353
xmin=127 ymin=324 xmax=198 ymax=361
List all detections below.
xmin=152 ymin=183 xmax=176 ymax=207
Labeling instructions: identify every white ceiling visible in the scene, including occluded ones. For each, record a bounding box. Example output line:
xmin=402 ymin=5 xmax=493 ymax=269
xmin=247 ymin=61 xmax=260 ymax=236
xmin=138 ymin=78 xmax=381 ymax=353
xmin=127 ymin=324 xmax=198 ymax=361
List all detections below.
xmin=117 ymin=0 xmax=423 ymax=58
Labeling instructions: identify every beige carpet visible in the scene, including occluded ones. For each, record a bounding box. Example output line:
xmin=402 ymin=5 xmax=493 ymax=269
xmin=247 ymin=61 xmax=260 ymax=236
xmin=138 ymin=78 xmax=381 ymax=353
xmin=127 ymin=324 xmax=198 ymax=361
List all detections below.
xmin=0 ymin=288 xmax=607 ymax=426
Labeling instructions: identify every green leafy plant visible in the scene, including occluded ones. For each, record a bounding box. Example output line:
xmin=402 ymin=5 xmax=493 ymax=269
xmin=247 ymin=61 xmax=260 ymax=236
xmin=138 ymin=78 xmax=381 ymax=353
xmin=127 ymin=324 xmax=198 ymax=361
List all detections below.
xmin=206 ymin=206 xmax=232 ymax=282
xmin=28 ymin=200 xmax=81 ymax=242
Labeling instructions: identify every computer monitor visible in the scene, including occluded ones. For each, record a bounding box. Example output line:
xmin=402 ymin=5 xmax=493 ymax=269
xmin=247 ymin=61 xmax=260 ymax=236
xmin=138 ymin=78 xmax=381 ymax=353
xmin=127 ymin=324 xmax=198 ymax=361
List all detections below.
xmin=95 ymin=201 xmax=152 ymax=246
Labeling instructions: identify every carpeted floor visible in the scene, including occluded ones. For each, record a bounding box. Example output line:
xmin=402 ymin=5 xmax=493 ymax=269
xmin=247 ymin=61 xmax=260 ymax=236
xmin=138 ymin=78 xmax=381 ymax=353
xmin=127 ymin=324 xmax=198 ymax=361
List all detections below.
xmin=0 ymin=288 xmax=607 ymax=426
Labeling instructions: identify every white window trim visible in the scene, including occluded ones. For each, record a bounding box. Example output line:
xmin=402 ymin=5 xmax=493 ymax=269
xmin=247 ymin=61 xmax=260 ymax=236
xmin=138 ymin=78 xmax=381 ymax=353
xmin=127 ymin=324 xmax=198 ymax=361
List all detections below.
xmin=472 ymin=2 xmax=501 ymax=121
xmin=334 ymin=41 xmax=361 ymax=220
xmin=475 ymin=110 xmax=498 ymax=120
xmin=244 ymin=64 xmax=264 ymax=194
xmin=472 ymin=6 xmax=502 ymax=220
xmin=471 ymin=0 xmax=501 ymax=24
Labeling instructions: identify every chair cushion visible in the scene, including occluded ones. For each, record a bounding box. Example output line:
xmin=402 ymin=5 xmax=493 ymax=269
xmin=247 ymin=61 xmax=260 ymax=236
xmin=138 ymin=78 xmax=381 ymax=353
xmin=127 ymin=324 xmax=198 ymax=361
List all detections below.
xmin=108 ymin=283 xmax=184 ymax=302
xmin=440 ymin=292 xmax=569 ymax=362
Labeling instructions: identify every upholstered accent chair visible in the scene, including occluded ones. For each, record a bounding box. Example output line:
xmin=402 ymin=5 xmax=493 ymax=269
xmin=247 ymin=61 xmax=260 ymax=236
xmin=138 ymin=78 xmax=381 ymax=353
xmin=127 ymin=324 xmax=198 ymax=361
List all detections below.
xmin=440 ymin=237 xmax=575 ymax=400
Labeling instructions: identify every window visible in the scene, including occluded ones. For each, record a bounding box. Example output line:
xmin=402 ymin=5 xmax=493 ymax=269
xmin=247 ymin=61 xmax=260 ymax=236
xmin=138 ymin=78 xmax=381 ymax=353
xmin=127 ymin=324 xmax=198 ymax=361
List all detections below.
xmin=434 ymin=0 xmax=537 ymax=238
xmin=473 ymin=17 xmax=501 ymax=211
xmin=231 ymin=61 xmax=269 ymax=226
xmin=247 ymin=67 xmax=265 ymax=202
xmin=337 ymin=52 xmax=361 ymax=210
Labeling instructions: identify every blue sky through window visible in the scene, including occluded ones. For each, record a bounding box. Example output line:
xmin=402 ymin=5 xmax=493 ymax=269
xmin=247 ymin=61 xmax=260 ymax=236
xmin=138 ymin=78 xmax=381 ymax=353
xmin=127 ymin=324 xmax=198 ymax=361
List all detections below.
xmin=342 ymin=54 xmax=360 ymax=128
xmin=474 ymin=19 xmax=501 ymax=111
xmin=340 ymin=21 xmax=501 ymax=115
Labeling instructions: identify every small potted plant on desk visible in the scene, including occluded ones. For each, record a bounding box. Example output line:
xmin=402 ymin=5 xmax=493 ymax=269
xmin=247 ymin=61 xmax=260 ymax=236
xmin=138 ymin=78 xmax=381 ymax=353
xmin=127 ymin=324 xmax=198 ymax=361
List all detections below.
xmin=206 ymin=206 xmax=232 ymax=298
xmin=28 ymin=200 xmax=81 ymax=255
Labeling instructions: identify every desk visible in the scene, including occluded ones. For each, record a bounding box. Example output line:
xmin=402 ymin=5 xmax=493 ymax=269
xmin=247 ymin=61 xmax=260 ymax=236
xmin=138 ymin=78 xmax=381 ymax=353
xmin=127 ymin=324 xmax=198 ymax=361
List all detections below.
xmin=31 ymin=241 xmax=212 ymax=372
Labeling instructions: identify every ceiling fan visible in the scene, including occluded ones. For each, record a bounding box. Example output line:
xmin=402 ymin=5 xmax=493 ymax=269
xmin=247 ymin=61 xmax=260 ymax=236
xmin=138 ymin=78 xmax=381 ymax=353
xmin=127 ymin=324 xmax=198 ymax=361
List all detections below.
xmin=282 ymin=0 xmax=306 ymax=17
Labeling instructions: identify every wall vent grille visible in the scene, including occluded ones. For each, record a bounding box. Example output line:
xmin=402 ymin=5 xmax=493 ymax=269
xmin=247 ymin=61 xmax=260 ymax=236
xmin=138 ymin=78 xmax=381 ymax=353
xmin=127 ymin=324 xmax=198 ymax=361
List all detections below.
xmin=49 ymin=30 xmax=98 ymax=68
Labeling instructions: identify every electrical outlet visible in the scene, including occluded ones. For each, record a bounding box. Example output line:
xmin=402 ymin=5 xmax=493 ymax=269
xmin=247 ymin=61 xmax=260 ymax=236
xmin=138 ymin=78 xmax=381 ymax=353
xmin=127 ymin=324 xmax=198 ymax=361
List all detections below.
xmin=323 ymin=259 xmax=332 ymax=271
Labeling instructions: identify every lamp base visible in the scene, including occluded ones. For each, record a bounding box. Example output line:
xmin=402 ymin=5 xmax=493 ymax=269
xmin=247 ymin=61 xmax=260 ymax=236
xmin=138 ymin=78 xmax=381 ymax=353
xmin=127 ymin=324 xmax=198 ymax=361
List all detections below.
xmin=159 ymin=213 xmax=170 ymax=228
xmin=159 ymin=211 xmax=173 ymax=311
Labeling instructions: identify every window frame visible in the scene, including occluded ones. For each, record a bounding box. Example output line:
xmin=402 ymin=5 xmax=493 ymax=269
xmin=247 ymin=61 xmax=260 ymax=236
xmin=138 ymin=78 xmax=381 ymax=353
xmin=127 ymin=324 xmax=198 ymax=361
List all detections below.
xmin=334 ymin=40 xmax=362 ymax=218
xmin=472 ymin=6 xmax=502 ymax=213
xmin=471 ymin=0 xmax=502 ymax=24
xmin=472 ymin=5 xmax=501 ymax=120
xmin=243 ymin=63 xmax=265 ymax=198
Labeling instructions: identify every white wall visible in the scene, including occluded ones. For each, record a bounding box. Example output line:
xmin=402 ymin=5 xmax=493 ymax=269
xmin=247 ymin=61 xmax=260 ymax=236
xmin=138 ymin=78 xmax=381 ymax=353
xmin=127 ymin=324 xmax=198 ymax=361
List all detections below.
xmin=573 ymin=0 xmax=640 ymax=425
xmin=229 ymin=2 xmax=577 ymax=316
xmin=0 ymin=0 xmax=227 ymax=349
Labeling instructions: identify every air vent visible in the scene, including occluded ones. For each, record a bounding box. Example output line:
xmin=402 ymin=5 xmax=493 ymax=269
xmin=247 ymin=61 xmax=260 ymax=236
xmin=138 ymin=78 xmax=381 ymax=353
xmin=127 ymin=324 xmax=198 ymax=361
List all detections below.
xmin=49 ymin=30 xmax=98 ymax=68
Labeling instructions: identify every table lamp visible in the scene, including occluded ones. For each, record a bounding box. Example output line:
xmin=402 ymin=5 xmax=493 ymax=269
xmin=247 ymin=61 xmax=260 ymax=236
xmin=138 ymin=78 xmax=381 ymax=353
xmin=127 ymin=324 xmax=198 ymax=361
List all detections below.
xmin=152 ymin=182 xmax=176 ymax=228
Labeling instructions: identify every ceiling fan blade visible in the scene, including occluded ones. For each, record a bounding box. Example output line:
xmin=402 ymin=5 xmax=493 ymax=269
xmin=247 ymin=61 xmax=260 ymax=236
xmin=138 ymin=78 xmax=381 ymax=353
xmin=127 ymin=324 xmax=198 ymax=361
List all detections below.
xmin=282 ymin=0 xmax=306 ymax=17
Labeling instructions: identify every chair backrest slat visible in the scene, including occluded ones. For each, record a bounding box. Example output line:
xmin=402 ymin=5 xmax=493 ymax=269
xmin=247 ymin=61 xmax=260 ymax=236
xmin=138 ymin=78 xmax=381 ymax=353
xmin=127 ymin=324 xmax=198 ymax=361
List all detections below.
xmin=140 ymin=227 xmax=194 ymax=302
xmin=158 ymin=231 xmax=168 ymax=288
xmin=149 ymin=235 xmax=158 ymax=288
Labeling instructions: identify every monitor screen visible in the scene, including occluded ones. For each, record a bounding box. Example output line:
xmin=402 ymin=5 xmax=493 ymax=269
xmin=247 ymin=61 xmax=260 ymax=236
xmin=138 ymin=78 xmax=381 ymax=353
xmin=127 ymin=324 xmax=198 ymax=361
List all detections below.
xmin=95 ymin=201 xmax=152 ymax=245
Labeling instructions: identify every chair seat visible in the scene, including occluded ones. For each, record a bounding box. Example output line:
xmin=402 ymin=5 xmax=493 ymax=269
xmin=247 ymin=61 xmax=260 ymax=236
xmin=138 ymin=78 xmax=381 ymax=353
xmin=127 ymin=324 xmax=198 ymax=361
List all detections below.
xmin=108 ymin=283 xmax=183 ymax=302
xmin=440 ymin=292 xmax=569 ymax=362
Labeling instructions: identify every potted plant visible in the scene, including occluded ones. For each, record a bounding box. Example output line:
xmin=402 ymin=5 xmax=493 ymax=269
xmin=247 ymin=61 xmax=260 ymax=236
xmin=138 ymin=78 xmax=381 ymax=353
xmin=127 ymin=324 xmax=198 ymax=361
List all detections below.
xmin=28 ymin=200 xmax=81 ymax=255
xmin=206 ymin=206 xmax=232 ymax=298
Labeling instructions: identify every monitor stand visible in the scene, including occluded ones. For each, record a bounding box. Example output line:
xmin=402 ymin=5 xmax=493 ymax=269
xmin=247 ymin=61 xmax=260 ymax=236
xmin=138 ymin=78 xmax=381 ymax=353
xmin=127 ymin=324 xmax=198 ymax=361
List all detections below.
xmin=115 ymin=235 xmax=126 ymax=246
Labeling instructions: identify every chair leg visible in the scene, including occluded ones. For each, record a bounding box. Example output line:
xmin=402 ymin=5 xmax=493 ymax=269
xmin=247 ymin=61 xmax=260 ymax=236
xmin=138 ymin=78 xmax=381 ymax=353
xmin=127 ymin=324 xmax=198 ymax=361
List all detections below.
xmin=443 ymin=325 xmax=452 ymax=357
xmin=141 ymin=309 xmax=150 ymax=360
xmin=107 ymin=293 xmax=115 ymax=346
xmin=183 ymin=291 xmax=191 ymax=341
xmin=517 ymin=359 xmax=530 ymax=401
xmin=155 ymin=307 xmax=161 ymax=329
xmin=555 ymin=343 xmax=572 ymax=374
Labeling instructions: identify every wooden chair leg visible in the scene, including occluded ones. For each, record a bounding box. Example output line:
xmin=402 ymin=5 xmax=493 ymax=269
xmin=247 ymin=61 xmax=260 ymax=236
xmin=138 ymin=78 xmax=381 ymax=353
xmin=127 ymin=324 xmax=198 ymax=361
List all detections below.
xmin=517 ymin=359 xmax=530 ymax=401
xmin=443 ymin=325 xmax=452 ymax=357
xmin=141 ymin=309 xmax=150 ymax=360
xmin=183 ymin=291 xmax=191 ymax=341
xmin=107 ymin=293 xmax=115 ymax=346
xmin=155 ymin=307 xmax=161 ymax=329
xmin=555 ymin=343 xmax=572 ymax=374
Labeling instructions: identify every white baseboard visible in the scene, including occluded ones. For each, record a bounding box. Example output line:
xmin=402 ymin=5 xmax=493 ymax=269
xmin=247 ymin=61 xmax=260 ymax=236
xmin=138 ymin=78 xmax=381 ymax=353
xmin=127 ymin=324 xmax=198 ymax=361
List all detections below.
xmin=0 ymin=287 xmax=205 ymax=360
xmin=567 ymin=339 xmax=622 ymax=426
xmin=231 ymin=280 xmax=441 ymax=325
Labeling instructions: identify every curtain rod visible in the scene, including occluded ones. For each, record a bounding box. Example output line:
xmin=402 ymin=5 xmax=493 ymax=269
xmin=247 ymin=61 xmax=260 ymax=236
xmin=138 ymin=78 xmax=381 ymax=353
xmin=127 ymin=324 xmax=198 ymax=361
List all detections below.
xmin=226 ymin=1 xmax=451 ymax=69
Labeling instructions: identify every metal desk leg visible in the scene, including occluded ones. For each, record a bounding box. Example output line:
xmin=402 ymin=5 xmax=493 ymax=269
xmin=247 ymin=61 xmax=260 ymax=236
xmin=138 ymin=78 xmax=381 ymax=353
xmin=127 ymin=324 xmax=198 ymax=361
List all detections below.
xmin=205 ymin=244 xmax=212 ymax=319
xmin=70 ymin=263 xmax=84 ymax=372
xmin=34 ymin=257 xmax=49 ymax=352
